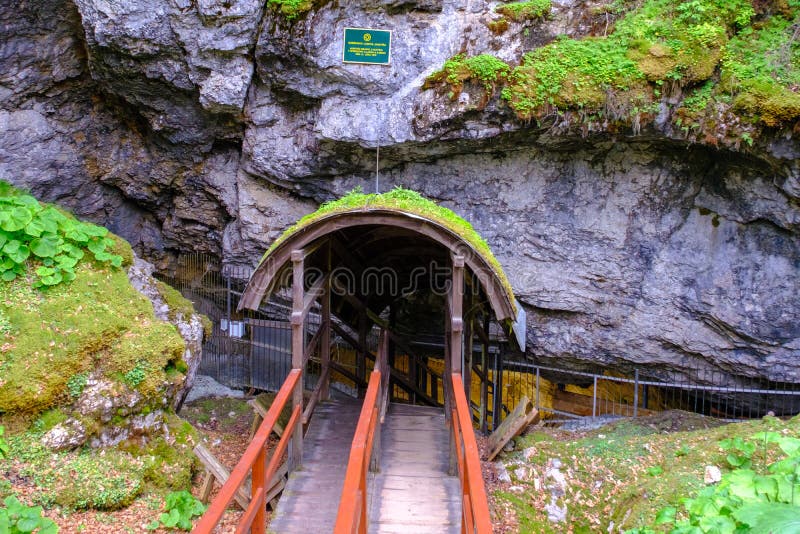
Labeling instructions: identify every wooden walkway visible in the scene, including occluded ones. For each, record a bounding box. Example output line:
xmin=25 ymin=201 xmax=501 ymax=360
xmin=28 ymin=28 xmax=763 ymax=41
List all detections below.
xmin=268 ymin=401 xmax=460 ymax=534
xmin=268 ymin=398 xmax=361 ymax=534
xmin=367 ymin=404 xmax=461 ymax=534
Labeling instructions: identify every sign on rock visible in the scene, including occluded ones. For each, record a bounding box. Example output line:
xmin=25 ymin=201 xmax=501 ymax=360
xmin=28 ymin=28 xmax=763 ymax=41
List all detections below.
xmin=343 ymin=28 xmax=392 ymax=65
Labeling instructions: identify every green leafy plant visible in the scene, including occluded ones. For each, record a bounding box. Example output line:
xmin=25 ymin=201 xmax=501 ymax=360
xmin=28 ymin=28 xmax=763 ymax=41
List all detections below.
xmin=65 ymin=372 xmax=88 ymax=399
xmin=0 ymin=426 xmax=8 ymax=459
xmin=123 ymin=360 xmax=149 ymax=389
xmin=147 ymin=491 xmax=206 ymax=531
xmin=674 ymin=444 xmax=691 ymax=457
xmin=646 ymin=465 xmax=664 ymax=476
xmin=0 ymin=495 xmax=58 ymax=533
xmin=631 ymin=430 xmax=800 ymax=533
xmin=424 ymin=54 xmax=510 ymax=98
xmin=719 ymin=435 xmax=756 ymax=469
xmin=0 ymin=185 xmax=122 ymax=287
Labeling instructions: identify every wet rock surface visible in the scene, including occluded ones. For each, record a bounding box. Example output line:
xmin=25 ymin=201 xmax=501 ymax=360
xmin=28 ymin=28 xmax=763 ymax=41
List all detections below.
xmin=1 ymin=0 xmax=798 ymax=385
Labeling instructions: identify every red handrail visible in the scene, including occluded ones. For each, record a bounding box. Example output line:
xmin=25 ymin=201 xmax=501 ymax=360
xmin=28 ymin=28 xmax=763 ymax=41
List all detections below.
xmin=451 ymin=373 xmax=492 ymax=534
xmin=193 ymin=369 xmax=302 ymax=534
xmin=334 ymin=367 xmax=382 ymax=534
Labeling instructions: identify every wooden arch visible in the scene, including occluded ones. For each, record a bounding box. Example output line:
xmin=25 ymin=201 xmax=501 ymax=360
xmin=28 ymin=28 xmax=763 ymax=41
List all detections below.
xmin=238 ymin=208 xmax=516 ymax=322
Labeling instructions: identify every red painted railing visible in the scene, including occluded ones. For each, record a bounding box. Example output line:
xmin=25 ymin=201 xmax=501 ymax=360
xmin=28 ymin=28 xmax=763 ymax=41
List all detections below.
xmin=333 ymin=330 xmax=389 ymax=534
xmin=451 ymin=373 xmax=492 ymax=534
xmin=193 ymin=369 xmax=302 ymax=534
xmin=333 ymin=368 xmax=381 ymax=534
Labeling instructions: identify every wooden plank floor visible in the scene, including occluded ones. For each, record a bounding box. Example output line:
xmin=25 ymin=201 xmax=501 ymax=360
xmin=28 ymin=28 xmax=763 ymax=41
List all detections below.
xmin=268 ymin=398 xmax=361 ymax=534
xmin=367 ymin=403 xmax=461 ymax=534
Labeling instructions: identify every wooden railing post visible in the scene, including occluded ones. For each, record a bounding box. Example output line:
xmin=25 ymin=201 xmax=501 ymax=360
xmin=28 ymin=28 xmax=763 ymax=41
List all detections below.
xmin=251 ymin=445 xmax=266 ymax=534
xmin=290 ymin=250 xmax=305 ymax=470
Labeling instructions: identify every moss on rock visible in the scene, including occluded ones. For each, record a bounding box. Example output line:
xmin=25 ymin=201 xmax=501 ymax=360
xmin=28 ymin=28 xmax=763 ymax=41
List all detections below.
xmin=496 ymin=0 xmax=551 ymax=22
xmin=265 ymin=187 xmax=516 ymax=311
xmin=429 ymin=0 xmax=800 ymax=138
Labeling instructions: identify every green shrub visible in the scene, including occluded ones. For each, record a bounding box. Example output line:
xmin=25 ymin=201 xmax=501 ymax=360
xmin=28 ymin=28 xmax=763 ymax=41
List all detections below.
xmin=147 ymin=491 xmax=205 ymax=531
xmin=428 ymin=0 xmax=800 ymax=134
xmin=424 ymin=54 xmax=510 ymax=98
xmin=0 ymin=426 xmax=8 ymax=459
xmin=0 ymin=182 xmax=122 ymax=288
xmin=629 ymin=430 xmax=800 ymax=533
xmin=267 ymin=0 xmax=312 ymax=20
xmin=0 ymin=496 xmax=58 ymax=534
xmin=65 ymin=372 xmax=88 ymax=399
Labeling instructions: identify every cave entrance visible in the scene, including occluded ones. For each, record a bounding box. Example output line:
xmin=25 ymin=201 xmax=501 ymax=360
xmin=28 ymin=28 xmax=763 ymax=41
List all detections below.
xmin=239 ymin=199 xmax=525 ymax=434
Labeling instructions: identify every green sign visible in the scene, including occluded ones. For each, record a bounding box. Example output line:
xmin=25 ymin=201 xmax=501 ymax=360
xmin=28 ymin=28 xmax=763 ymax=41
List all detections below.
xmin=343 ymin=27 xmax=392 ymax=65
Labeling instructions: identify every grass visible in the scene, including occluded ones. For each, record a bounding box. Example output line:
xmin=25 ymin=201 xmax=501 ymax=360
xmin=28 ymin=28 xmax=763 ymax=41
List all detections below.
xmin=494 ymin=412 xmax=799 ymax=532
xmin=0 ymin=259 xmax=186 ymax=416
xmin=264 ymin=187 xmax=516 ymax=312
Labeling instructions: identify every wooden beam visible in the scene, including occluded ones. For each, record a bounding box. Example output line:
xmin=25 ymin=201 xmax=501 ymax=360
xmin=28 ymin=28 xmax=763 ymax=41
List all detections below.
xmin=248 ymin=397 xmax=285 ymax=441
xmin=321 ymin=242 xmax=331 ymax=401
xmin=193 ymin=444 xmax=251 ymax=510
xmin=302 ymin=319 xmax=327 ymax=368
xmin=329 ymin=360 xmax=369 ymax=388
xmin=299 ymin=272 xmax=329 ymax=321
xmin=486 ymin=396 xmax=540 ymax=461
xmin=450 ymin=254 xmax=465 ymax=375
xmin=290 ymin=250 xmax=304 ymax=469
xmin=303 ymin=366 xmax=331 ymax=425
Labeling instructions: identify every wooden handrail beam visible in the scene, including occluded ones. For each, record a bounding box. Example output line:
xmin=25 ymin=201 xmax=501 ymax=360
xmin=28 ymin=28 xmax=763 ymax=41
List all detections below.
xmin=193 ymin=369 xmax=301 ymax=534
xmin=303 ymin=366 xmax=331 ymax=424
xmin=451 ymin=373 xmax=492 ymax=534
xmin=334 ymin=368 xmax=382 ymax=534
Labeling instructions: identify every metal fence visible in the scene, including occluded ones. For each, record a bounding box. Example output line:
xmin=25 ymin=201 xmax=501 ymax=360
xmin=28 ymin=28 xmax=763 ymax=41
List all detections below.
xmin=158 ymin=254 xmax=380 ymax=395
xmin=160 ymin=254 xmax=800 ymax=423
xmin=501 ymin=359 xmax=800 ymax=422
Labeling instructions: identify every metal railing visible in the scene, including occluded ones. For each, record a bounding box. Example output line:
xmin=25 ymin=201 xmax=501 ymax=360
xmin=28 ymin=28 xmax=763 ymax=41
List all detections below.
xmin=451 ymin=373 xmax=492 ymax=534
xmin=501 ymin=360 xmax=800 ymax=421
xmin=193 ymin=369 xmax=301 ymax=534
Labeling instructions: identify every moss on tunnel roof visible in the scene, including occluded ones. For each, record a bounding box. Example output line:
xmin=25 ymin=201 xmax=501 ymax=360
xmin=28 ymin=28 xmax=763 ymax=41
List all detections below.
xmin=263 ymin=187 xmax=516 ymax=312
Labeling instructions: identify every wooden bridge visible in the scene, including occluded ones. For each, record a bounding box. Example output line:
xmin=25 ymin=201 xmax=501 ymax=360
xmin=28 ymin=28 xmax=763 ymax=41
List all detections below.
xmin=192 ymin=206 xmax=524 ymax=533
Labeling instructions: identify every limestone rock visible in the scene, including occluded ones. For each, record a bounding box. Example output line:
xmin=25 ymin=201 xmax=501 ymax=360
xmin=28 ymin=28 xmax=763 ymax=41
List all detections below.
xmin=42 ymin=420 xmax=88 ymax=452
xmin=127 ymin=255 xmax=205 ymax=409
xmin=704 ymin=465 xmax=722 ymax=484
xmin=0 ymin=0 xmax=798 ymax=392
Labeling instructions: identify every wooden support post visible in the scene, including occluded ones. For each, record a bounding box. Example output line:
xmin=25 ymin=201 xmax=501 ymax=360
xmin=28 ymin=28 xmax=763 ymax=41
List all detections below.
xmin=321 ymin=262 xmax=331 ymax=401
xmin=492 ymin=349 xmax=503 ymax=432
xmin=464 ymin=310 xmax=474 ymax=406
xmin=290 ymin=250 xmax=305 ymax=470
xmin=358 ymin=311 xmax=367 ymax=397
xmin=450 ymin=254 xmax=464 ymax=376
xmin=252 ymin=440 xmax=267 ymax=534
xmin=448 ymin=254 xmax=464 ymax=477
xmin=193 ymin=444 xmax=251 ymax=510
xmin=486 ymin=396 xmax=541 ymax=461
xmin=480 ymin=314 xmax=489 ymax=434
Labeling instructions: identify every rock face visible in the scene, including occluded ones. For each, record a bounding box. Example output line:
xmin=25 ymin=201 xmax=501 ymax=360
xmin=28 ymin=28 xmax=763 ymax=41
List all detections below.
xmin=1 ymin=0 xmax=798 ymax=384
